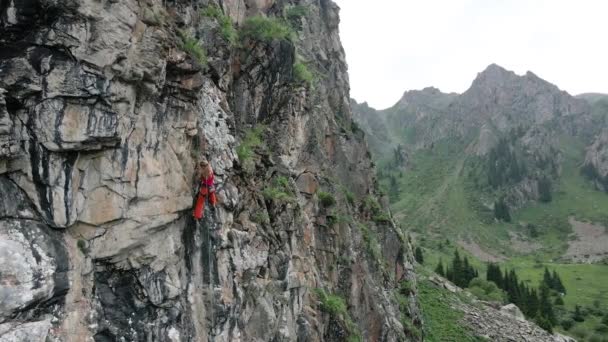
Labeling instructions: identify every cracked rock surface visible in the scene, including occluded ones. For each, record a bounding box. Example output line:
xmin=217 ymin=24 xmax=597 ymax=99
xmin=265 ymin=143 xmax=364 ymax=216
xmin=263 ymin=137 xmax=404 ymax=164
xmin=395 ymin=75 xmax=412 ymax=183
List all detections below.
xmin=0 ymin=0 xmax=421 ymax=341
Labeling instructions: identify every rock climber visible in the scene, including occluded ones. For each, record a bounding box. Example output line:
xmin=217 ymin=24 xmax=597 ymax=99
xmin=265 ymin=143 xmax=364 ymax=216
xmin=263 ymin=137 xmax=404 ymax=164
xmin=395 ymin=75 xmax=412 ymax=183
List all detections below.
xmin=193 ymin=158 xmax=217 ymax=220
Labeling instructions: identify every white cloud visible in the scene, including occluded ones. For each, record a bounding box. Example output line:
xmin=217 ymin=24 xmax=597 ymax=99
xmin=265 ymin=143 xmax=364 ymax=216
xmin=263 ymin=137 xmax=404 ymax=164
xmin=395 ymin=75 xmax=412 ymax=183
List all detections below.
xmin=334 ymin=0 xmax=608 ymax=109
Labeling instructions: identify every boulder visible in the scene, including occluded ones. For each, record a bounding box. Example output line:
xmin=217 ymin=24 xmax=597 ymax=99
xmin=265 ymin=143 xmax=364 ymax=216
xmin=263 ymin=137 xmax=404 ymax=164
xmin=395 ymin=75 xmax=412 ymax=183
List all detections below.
xmin=499 ymin=303 xmax=526 ymax=321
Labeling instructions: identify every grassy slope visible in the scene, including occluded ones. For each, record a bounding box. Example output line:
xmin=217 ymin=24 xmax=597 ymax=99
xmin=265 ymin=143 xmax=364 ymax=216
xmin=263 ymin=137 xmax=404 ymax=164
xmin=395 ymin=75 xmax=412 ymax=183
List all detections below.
xmin=503 ymin=258 xmax=608 ymax=309
xmin=417 ymin=270 xmax=484 ymax=342
xmin=516 ymin=135 xmax=608 ymax=231
xmin=387 ymin=140 xmax=513 ymax=255
xmin=386 ymin=135 xmax=608 ymax=338
xmin=389 ymin=134 xmax=608 ymax=255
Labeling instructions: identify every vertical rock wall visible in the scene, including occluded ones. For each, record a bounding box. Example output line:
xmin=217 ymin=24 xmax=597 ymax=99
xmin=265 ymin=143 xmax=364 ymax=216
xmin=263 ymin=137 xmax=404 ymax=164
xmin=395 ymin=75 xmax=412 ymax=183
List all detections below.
xmin=0 ymin=0 xmax=421 ymax=341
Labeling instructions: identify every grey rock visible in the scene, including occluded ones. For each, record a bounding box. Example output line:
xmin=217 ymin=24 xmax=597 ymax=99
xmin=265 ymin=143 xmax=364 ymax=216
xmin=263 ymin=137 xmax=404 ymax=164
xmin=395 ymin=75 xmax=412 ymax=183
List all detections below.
xmin=0 ymin=319 xmax=52 ymax=342
xmin=500 ymin=303 xmax=526 ymax=321
xmin=0 ymin=178 xmax=68 ymax=342
xmin=0 ymin=0 xmax=422 ymax=341
xmin=583 ymin=129 xmax=608 ymax=192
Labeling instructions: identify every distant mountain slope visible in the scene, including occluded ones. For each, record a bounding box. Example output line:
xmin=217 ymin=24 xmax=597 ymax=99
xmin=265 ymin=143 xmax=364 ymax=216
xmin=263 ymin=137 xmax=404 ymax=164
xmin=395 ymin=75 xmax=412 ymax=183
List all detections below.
xmin=354 ymin=64 xmax=608 ymax=341
xmin=576 ymin=92 xmax=608 ymax=104
xmin=353 ymin=64 xmax=608 ymax=259
xmin=350 ymin=99 xmax=393 ymax=157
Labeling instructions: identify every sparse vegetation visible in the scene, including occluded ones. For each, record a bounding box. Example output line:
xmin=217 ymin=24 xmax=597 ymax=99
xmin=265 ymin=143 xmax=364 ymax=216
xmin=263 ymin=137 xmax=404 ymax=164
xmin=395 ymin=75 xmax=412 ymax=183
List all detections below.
xmin=373 ymin=212 xmax=391 ymax=223
xmin=251 ymin=211 xmax=269 ymax=224
xmin=342 ymin=186 xmax=355 ymax=205
xmin=293 ymin=61 xmax=314 ymax=86
xmin=240 ymin=15 xmax=293 ymax=43
xmin=326 ymin=213 xmax=338 ymax=227
xmin=358 ymin=224 xmax=382 ymax=262
xmin=314 ymin=288 xmax=347 ymax=316
xmin=314 ymin=289 xmax=361 ymax=341
xmin=398 ymin=280 xmax=414 ymax=296
xmin=418 ymin=276 xmax=482 ymax=341
xmin=236 ymin=126 xmax=264 ymax=162
xmin=317 ymin=191 xmax=336 ymax=208
xmin=467 ymin=277 xmax=504 ymax=302
xmin=364 ymin=195 xmax=391 ymax=223
xmin=285 ymin=5 xmax=309 ymax=21
xmin=262 ymin=176 xmax=295 ymax=202
xmin=177 ymin=30 xmax=207 ymax=66
xmin=200 ymin=5 xmax=222 ymax=18
xmin=201 ymin=5 xmax=237 ymax=44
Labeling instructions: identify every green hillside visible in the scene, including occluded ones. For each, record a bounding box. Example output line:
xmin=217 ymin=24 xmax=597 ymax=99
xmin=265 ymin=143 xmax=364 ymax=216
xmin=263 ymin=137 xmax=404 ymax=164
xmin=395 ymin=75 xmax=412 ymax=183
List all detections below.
xmin=355 ymin=65 xmax=608 ymax=339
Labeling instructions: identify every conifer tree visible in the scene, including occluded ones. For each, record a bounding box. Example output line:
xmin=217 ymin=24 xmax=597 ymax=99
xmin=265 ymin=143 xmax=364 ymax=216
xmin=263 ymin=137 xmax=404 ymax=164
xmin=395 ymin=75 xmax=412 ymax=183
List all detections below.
xmin=551 ymin=270 xmax=566 ymax=294
xmin=573 ymin=305 xmax=585 ymax=322
xmin=389 ymin=175 xmax=399 ymax=202
xmin=435 ymin=259 xmax=445 ymax=277
xmin=451 ymin=250 xmax=463 ymax=286
xmin=543 ymin=267 xmax=552 ymax=288
xmin=527 ymin=288 xmax=539 ymax=318
xmin=486 ymin=263 xmax=503 ymax=288
xmin=494 ymin=198 xmax=511 ymax=222
xmin=535 ymin=316 xmax=553 ymax=333
xmin=445 ymin=267 xmax=453 ymax=283
xmin=538 ymin=176 xmax=552 ymax=202
xmin=539 ymin=284 xmax=557 ymax=326
xmin=414 ymin=247 xmax=424 ymax=264
xmin=463 ymin=257 xmax=472 ymax=286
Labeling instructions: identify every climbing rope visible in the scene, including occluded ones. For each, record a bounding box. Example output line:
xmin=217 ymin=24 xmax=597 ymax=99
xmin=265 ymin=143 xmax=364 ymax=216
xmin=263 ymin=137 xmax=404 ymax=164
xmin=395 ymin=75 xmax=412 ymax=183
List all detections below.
xmin=205 ymin=204 xmax=216 ymax=342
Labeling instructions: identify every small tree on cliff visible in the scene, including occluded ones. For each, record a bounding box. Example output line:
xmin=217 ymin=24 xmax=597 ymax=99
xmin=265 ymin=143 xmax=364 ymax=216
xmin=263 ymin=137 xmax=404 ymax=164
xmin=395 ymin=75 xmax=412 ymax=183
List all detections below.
xmin=414 ymin=247 xmax=424 ymax=264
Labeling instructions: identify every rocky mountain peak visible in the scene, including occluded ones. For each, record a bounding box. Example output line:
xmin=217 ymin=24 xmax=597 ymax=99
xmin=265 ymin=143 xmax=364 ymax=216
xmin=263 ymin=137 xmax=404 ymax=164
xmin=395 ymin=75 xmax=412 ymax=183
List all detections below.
xmin=467 ymin=64 xmax=562 ymax=97
xmin=460 ymin=64 xmax=589 ymax=131
xmin=477 ymin=63 xmax=515 ymax=79
xmin=395 ymin=86 xmax=455 ymax=111
xmin=469 ymin=64 xmax=523 ymax=92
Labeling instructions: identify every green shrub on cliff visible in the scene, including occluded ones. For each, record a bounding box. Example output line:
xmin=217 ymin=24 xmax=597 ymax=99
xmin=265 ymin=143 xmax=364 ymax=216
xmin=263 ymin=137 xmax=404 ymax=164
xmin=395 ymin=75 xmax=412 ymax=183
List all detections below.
xmin=178 ymin=30 xmax=207 ymax=66
xmin=240 ymin=15 xmax=293 ymax=43
xmin=201 ymin=5 xmax=237 ymax=44
xmin=285 ymin=5 xmax=309 ymax=21
xmin=314 ymin=289 xmax=347 ymax=316
xmin=262 ymin=175 xmax=295 ymax=203
xmin=236 ymin=126 xmax=264 ymax=162
xmin=359 ymin=224 xmax=382 ymax=262
xmin=293 ymin=61 xmax=314 ymax=86
xmin=317 ymin=191 xmax=336 ymax=208
xmin=314 ymin=289 xmax=361 ymax=341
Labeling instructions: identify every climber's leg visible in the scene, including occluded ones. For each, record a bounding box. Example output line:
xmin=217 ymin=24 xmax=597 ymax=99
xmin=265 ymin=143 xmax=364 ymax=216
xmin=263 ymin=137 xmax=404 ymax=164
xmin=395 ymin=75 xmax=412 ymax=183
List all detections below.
xmin=209 ymin=191 xmax=217 ymax=207
xmin=193 ymin=194 xmax=206 ymax=220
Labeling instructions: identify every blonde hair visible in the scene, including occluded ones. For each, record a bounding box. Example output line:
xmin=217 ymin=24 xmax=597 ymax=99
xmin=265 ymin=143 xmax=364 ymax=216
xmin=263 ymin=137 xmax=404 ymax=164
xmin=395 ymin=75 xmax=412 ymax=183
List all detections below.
xmin=198 ymin=159 xmax=212 ymax=179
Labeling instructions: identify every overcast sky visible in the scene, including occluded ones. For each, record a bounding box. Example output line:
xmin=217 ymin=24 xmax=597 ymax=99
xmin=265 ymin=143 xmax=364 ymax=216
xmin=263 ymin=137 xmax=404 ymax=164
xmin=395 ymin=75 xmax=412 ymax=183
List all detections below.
xmin=333 ymin=0 xmax=608 ymax=109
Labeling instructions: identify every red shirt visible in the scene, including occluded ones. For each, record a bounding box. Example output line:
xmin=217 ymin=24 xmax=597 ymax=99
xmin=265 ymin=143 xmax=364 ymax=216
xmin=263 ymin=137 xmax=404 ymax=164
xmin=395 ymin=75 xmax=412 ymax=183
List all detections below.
xmin=201 ymin=169 xmax=214 ymax=188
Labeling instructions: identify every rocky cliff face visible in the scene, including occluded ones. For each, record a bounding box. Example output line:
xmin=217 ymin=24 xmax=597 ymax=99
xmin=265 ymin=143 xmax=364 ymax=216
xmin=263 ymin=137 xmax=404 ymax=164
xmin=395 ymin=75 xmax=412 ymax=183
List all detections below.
xmin=0 ymin=1 xmax=420 ymax=341
xmin=583 ymin=129 xmax=608 ymax=192
xmin=350 ymin=99 xmax=392 ymax=157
